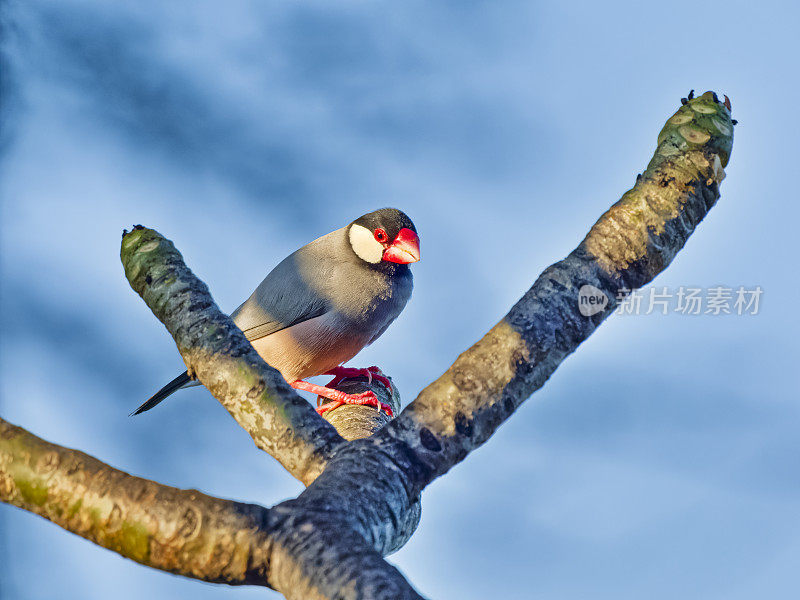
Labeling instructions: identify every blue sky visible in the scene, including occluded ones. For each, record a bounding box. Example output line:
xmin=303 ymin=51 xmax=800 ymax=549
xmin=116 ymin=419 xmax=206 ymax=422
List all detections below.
xmin=1 ymin=1 xmax=798 ymax=598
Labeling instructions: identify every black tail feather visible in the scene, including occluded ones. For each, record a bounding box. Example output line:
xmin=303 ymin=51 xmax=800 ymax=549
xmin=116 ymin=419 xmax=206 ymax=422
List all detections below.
xmin=131 ymin=371 xmax=191 ymax=416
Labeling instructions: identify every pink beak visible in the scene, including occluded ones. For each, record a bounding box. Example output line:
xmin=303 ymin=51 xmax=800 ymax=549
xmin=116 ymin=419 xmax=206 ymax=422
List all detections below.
xmin=383 ymin=228 xmax=421 ymax=264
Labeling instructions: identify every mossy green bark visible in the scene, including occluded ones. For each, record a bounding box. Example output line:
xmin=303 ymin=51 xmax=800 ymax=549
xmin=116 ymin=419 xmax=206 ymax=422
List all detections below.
xmin=0 ymin=415 xmax=425 ymax=599
xmin=0 ymin=417 xmax=272 ymax=583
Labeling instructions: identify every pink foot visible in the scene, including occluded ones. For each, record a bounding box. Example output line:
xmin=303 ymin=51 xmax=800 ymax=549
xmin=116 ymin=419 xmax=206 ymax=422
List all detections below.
xmin=290 ymin=378 xmax=393 ymax=417
xmin=324 ymin=366 xmax=394 ymax=398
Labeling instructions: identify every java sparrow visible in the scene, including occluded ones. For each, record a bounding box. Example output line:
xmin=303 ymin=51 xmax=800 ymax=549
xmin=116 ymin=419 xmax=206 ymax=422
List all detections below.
xmin=132 ymin=208 xmax=420 ymax=418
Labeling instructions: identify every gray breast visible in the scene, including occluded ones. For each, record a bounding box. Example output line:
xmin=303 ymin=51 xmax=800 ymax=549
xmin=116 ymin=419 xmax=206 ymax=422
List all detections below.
xmin=323 ymin=232 xmax=413 ymax=342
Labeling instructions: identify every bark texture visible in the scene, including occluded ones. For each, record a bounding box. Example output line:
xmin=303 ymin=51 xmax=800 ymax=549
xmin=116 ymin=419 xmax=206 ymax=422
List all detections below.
xmin=374 ymin=91 xmax=734 ymax=496
xmin=0 ymin=416 xmax=423 ymax=598
xmin=317 ymin=375 xmax=423 ymax=554
xmin=0 ymin=417 xmax=273 ymax=585
xmin=319 ymin=375 xmax=401 ymax=441
xmin=2 ymin=92 xmax=734 ymax=599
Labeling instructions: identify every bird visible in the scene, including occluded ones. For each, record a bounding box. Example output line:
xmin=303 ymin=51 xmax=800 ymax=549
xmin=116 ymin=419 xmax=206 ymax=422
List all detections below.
xmin=131 ymin=208 xmax=420 ymax=418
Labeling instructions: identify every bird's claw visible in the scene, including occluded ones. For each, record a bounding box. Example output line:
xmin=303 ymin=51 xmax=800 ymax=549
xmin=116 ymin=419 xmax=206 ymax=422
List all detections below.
xmin=365 ymin=366 xmax=394 ymax=400
xmin=324 ymin=366 xmax=394 ymax=399
xmin=316 ymin=390 xmax=393 ymax=417
xmin=302 ymin=366 xmax=395 ymax=417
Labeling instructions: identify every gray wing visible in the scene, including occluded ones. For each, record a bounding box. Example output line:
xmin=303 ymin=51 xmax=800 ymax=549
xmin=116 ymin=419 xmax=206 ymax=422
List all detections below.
xmin=230 ymin=231 xmax=340 ymax=342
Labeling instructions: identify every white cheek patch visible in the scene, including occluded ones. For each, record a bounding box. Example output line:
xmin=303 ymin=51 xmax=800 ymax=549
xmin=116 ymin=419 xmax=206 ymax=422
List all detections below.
xmin=348 ymin=224 xmax=384 ymax=263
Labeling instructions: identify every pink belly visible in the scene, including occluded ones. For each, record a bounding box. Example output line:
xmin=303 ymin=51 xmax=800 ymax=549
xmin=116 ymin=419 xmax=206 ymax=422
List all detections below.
xmin=249 ymin=314 xmax=369 ymax=382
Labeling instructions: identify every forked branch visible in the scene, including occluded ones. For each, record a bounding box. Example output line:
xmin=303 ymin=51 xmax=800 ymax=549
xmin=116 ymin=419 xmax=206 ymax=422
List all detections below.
xmin=1 ymin=92 xmax=734 ymax=600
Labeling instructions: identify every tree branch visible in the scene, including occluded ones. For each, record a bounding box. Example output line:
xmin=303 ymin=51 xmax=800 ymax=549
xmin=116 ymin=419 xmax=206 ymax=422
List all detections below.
xmin=377 ymin=91 xmax=735 ymax=496
xmin=319 ymin=375 xmax=401 ymax=441
xmin=121 ymin=227 xmax=345 ymax=485
xmin=0 ymin=417 xmax=273 ymax=585
xmin=0 ymin=416 xmax=426 ymax=599
xmin=313 ymin=376 xmax=422 ymax=554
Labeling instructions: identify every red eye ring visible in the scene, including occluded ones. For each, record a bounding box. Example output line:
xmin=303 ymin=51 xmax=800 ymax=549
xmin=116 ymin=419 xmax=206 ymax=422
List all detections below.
xmin=374 ymin=228 xmax=389 ymax=243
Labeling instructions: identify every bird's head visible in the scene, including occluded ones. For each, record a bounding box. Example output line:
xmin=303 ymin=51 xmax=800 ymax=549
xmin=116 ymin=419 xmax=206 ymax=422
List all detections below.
xmin=347 ymin=208 xmax=421 ymax=266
